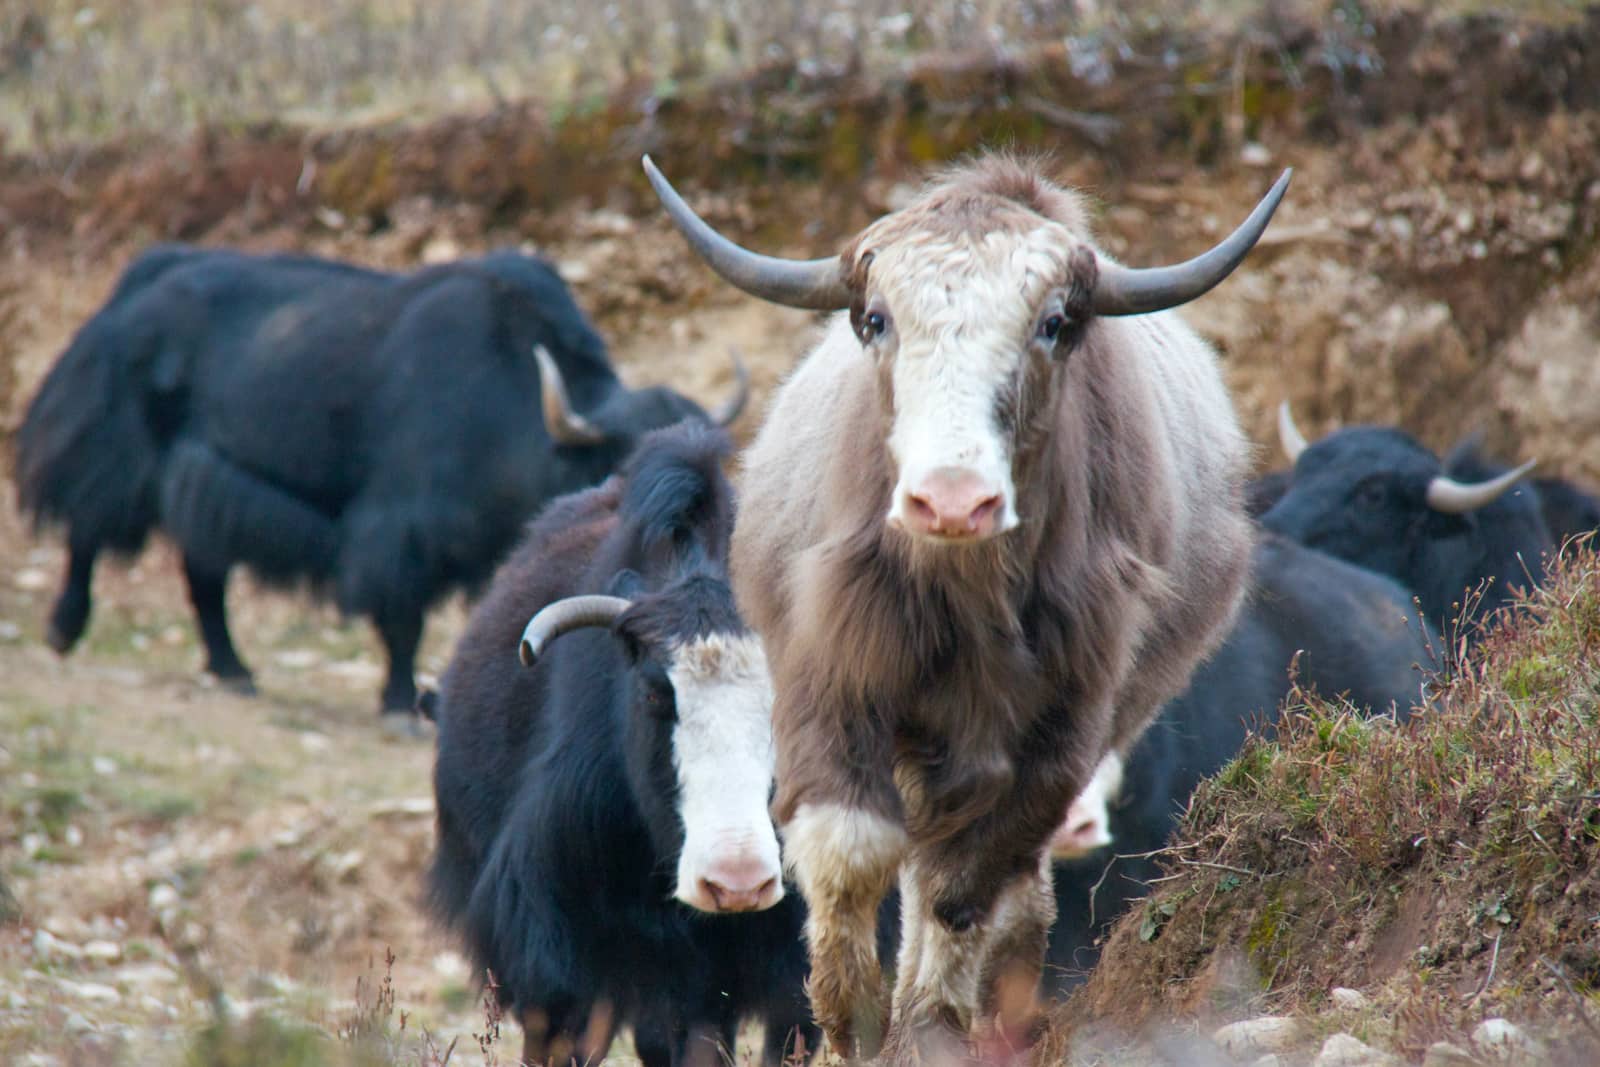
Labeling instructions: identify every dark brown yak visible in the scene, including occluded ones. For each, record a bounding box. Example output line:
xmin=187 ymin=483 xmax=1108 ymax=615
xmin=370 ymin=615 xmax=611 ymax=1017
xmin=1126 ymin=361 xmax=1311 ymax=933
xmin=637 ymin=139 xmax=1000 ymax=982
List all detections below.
xmin=646 ymin=154 xmax=1289 ymax=1062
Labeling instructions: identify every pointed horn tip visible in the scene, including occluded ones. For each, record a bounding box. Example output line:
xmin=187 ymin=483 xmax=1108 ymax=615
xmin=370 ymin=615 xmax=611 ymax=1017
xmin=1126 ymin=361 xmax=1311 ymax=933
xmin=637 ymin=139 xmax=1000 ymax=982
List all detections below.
xmin=518 ymin=638 xmax=540 ymax=667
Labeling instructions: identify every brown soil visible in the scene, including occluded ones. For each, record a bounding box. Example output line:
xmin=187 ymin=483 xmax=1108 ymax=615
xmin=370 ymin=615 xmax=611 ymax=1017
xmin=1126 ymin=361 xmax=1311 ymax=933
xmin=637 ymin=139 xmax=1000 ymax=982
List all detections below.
xmin=2 ymin=4 xmax=1599 ymax=1065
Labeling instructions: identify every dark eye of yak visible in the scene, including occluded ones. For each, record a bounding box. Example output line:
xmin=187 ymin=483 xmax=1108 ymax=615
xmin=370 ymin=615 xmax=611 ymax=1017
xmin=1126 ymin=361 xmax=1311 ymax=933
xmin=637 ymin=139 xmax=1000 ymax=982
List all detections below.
xmin=1038 ymin=314 xmax=1067 ymax=342
xmin=861 ymin=310 xmax=887 ymax=342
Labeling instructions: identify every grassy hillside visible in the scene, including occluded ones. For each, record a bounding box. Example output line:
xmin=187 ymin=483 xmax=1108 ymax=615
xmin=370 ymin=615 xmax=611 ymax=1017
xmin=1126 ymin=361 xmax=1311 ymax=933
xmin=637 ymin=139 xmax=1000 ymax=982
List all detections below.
xmin=1050 ymin=546 xmax=1600 ymax=1062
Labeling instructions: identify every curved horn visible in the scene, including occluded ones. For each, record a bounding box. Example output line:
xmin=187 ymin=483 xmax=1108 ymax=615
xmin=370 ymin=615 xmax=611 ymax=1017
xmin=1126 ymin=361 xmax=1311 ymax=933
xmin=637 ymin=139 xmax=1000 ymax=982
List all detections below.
xmin=519 ymin=595 xmax=633 ymax=665
xmin=1093 ymin=169 xmax=1293 ymax=316
xmin=1278 ymin=400 xmax=1310 ymax=464
xmin=710 ymin=348 xmax=751 ymax=428
xmin=535 ymin=345 xmax=607 ymax=447
xmin=642 ymin=155 xmax=851 ymax=311
xmin=1425 ymin=459 xmax=1537 ymax=515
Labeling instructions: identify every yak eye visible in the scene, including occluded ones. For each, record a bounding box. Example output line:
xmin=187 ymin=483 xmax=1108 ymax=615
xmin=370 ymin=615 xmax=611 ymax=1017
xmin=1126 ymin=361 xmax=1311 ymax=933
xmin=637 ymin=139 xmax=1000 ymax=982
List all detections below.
xmin=1039 ymin=314 xmax=1067 ymax=342
xmin=861 ymin=310 xmax=887 ymax=342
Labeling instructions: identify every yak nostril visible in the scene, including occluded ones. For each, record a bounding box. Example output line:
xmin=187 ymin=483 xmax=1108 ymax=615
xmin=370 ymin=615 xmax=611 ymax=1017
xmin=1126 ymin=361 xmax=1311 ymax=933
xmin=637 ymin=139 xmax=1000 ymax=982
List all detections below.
xmin=968 ymin=495 xmax=1002 ymax=531
xmin=907 ymin=492 xmax=941 ymax=530
xmin=699 ymin=878 xmax=725 ymax=909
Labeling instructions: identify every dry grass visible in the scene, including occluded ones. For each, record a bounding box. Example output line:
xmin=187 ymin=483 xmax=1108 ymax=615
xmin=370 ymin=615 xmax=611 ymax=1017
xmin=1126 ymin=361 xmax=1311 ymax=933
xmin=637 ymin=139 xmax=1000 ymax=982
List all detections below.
xmin=0 ymin=0 xmax=1092 ymax=152
xmin=7 ymin=0 xmax=1584 ymax=155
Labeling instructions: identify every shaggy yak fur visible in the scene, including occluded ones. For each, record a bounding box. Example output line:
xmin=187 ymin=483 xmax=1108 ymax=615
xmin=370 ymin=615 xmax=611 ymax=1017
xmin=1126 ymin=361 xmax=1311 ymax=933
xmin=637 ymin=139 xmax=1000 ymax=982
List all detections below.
xmin=429 ymin=424 xmax=815 ymax=1067
xmin=14 ymin=244 xmax=713 ymax=716
xmin=723 ymin=158 xmax=1260 ymax=1060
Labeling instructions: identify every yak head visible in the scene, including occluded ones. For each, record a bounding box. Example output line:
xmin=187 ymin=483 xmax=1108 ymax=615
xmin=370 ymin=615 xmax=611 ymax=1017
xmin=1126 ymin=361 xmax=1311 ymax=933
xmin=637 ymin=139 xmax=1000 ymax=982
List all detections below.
xmin=643 ymin=154 xmax=1289 ymax=546
xmin=1266 ymin=402 xmax=1543 ymax=623
xmin=516 ymin=426 xmax=783 ymax=914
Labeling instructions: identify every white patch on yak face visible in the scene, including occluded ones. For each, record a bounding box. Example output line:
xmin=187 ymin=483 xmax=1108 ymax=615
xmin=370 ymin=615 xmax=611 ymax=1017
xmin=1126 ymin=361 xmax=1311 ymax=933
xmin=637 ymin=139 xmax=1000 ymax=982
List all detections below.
xmin=869 ymin=224 xmax=1076 ymax=543
xmin=1050 ymin=749 xmax=1125 ymax=859
xmin=666 ymin=632 xmax=784 ymax=913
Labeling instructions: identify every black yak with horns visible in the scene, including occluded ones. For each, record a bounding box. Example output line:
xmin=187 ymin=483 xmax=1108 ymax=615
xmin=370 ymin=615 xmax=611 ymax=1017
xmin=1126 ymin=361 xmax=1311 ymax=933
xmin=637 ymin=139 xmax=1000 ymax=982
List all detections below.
xmin=14 ymin=243 xmax=745 ymax=726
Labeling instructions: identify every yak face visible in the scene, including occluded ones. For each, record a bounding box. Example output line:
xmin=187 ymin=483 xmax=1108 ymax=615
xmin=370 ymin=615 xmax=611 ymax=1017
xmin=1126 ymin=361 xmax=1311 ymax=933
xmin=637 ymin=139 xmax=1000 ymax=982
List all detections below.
xmin=1261 ymin=425 xmax=1545 ymax=627
xmin=611 ymin=573 xmax=783 ymax=915
xmin=1262 ymin=427 xmax=1462 ymax=578
xmin=643 ymin=152 xmax=1291 ymax=547
xmin=847 ymin=203 xmax=1096 ymax=546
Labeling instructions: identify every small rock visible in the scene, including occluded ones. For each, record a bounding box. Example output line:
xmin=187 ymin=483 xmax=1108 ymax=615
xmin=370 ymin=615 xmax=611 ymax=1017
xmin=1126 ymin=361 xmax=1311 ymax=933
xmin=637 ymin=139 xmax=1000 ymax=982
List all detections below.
xmin=0 ymin=620 xmax=21 ymax=642
xmin=432 ymin=950 xmax=469 ymax=980
xmin=323 ymin=849 xmax=364 ymax=882
xmin=14 ymin=568 xmax=49 ymax=591
xmin=1472 ymin=1018 xmax=1542 ymax=1060
xmin=148 ymin=883 xmax=180 ymax=911
xmin=421 ymin=236 xmax=460 ymax=264
xmin=82 ymin=940 xmax=122 ymax=963
xmin=274 ymin=649 xmax=320 ymax=670
xmin=1422 ymin=1042 xmax=1479 ymax=1067
xmin=64 ymin=1010 xmax=95 ymax=1032
xmin=1213 ymin=1016 xmax=1303 ymax=1056
xmin=298 ymin=731 xmax=332 ymax=754
xmin=63 ymin=825 xmax=83 ymax=848
xmin=117 ymin=962 xmax=179 ymax=988
xmin=33 ymin=929 xmax=84 ymax=960
xmin=368 ymin=796 xmax=435 ymax=819
xmin=21 ymin=832 xmax=47 ymax=858
xmin=59 ymin=978 xmax=121 ymax=1004
xmin=1331 ymin=986 xmax=1370 ymax=1010
xmin=1240 ymin=142 xmax=1273 ymax=167
xmin=1315 ymin=1032 xmax=1395 ymax=1066
xmin=91 ymin=756 xmax=117 ymax=776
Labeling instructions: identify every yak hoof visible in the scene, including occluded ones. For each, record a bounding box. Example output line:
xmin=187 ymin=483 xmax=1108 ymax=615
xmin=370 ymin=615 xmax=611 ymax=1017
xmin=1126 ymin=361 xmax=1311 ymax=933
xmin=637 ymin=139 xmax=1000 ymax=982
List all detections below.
xmin=379 ymin=710 xmax=433 ymax=741
xmin=209 ymin=671 xmax=258 ymax=697
xmin=45 ymin=622 xmax=80 ymax=656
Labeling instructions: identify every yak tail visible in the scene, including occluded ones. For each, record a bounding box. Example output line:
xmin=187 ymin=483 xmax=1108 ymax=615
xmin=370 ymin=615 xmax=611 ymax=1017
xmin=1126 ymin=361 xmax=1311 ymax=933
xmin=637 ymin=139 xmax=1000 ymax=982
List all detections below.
xmin=159 ymin=440 xmax=340 ymax=582
xmin=14 ymin=318 xmax=162 ymax=554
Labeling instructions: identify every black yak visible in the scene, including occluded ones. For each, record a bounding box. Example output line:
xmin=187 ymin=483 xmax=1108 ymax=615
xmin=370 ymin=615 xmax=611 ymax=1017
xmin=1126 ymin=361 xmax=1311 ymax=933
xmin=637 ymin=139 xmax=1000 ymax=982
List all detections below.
xmin=14 ymin=244 xmax=744 ymax=724
xmin=429 ymin=423 xmax=813 ymax=1067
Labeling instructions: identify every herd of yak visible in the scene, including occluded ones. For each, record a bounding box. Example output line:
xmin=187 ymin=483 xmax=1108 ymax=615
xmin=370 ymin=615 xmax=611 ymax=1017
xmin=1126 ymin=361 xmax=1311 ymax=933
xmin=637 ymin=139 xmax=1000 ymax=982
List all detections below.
xmin=13 ymin=153 xmax=1599 ymax=1067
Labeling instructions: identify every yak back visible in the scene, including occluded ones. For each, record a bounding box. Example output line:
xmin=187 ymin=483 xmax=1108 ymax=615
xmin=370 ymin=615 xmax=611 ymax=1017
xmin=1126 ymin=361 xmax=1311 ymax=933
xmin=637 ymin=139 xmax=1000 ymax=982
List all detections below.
xmin=129 ymin=249 xmax=627 ymax=616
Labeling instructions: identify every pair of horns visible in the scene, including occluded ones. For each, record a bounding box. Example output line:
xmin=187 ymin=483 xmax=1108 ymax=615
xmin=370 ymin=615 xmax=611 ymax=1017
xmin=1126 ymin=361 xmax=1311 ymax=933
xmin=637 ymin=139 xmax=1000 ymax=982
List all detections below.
xmin=641 ymin=155 xmax=1293 ymax=315
xmin=1277 ymin=401 xmax=1536 ymax=515
xmin=535 ymin=344 xmax=750 ymax=447
xmin=519 ymin=595 xmax=633 ymax=665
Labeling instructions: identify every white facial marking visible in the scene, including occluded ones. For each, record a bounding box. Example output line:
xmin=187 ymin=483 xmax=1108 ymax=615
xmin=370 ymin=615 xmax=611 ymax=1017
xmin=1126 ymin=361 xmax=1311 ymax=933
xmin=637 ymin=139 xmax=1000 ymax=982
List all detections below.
xmin=871 ymin=225 xmax=1075 ymax=542
xmin=667 ymin=632 xmax=784 ymax=912
xmin=1050 ymin=750 xmax=1125 ymax=859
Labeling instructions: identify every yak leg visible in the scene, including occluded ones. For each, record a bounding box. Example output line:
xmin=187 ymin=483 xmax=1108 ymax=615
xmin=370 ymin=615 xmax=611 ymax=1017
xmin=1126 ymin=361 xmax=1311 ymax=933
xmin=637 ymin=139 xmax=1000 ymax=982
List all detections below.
xmin=521 ymin=999 xmax=608 ymax=1067
xmin=374 ymin=607 xmax=422 ymax=716
xmin=887 ymin=714 xmax=1104 ymax=1063
xmin=762 ymin=1011 xmax=818 ymax=1067
xmin=46 ymin=536 xmax=98 ymax=654
xmin=974 ymin=852 xmax=1055 ymax=1055
xmin=181 ymin=556 xmax=254 ymax=693
xmin=782 ymin=801 xmax=907 ymax=1061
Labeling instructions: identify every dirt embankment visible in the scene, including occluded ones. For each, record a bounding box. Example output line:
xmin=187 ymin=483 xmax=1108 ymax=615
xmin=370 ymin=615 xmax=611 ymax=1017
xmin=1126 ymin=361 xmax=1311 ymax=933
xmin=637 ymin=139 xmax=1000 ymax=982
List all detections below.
xmin=4 ymin=6 xmax=1599 ymax=483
